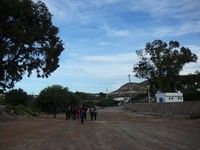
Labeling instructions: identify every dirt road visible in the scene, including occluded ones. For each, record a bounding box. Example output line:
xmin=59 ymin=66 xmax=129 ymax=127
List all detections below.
xmin=0 ymin=106 xmax=200 ymax=150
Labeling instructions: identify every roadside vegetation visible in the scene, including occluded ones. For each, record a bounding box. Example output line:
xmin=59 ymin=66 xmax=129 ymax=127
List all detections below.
xmin=0 ymin=85 xmax=117 ymax=118
xmin=0 ymin=89 xmax=39 ymax=117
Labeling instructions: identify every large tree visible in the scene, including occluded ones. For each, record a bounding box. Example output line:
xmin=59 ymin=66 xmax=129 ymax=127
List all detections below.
xmin=0 ymin=0 xmax=64 ymax=90
xmin=133 ymin=40 xmax=198 ymax=92
xmin=37 ymin=85 xmax=71 ymax=117
xmin=5 ymin=88 xmax=28 ymax=106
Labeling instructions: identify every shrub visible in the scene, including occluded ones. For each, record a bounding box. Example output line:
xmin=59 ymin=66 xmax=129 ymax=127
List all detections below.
xmin=37 ymin=85 xmax=72 ymax=114
xmin=82 ymin=100 xmax=95 ymax=108
xmin=183 ymin=91 xmax=200 ymax=101
xmin=8 ymin=105 xmax=40 ymax=117
xmin=99 ymin=98 xmax=117 ymax=107
xmin=5 ymin=89 xmax=28 ymax=106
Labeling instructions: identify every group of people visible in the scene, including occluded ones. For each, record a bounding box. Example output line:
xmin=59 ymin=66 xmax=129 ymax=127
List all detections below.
xmin=65 ymin=106 xmax=97 ymax=124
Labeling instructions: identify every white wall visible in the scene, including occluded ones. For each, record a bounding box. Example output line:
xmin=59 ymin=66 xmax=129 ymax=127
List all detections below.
xmin=155 ymin=93 xmax=183 ymax=103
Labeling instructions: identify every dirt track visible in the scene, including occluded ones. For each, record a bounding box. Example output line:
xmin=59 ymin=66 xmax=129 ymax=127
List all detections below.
xmin=0 ymin=106 xmax=200 ymax=150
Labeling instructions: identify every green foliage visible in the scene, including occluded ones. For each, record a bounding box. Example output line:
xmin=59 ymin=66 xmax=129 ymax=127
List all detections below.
xmin=0 ymin=0 xmax=64 ymax=90
xmin=37 ymin=85 xmax=72 ymax=112
xmin=82 ymin=100 xmax=95 ymax=108
xmin=183 ymin=91 xmax=200 ymax=101
xmin=98 ymin=98 xmax=117 ymax=107
xmin=99 ymin=92 xmax=107 ymax=98
xmin=133 ymin=40 xmax=198 ymax=92
xmin=8 ymin=104 xmax=40 ymax=117
xmin=75 ymin=91 xmax=93 ymax=101
xmin=5 ymin=88 xmax=28 ymax=106
xmin=26 ymin=95 xmax=36 ymax=105
xmin=69 ymin=93 xmax=80 ymax=106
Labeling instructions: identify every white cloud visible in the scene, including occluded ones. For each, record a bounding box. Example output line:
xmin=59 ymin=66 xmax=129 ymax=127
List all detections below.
xmin=28 ymin=52 xmax=139 ymax=93
xmin=19 ymin=0 xmax=200 ymax=94
xmin=100 ymin=20 xmax=200 ymax=39
xmin=100 ymin=24 xmax=131 ymax=38
xmin=151 ymin=20 xmax=200 ymax=37
xmin=98 ymin=42 xmax=110 ymax=46
xmin=58 ymin=52 xmax=138 ymax=78
xmin=82 ymin=53 xmax=137 ymax=63
xmin=38 ymin=0 xmax=200 ymax=37
xmin=128 ymin=0 xmax=200 ymax=20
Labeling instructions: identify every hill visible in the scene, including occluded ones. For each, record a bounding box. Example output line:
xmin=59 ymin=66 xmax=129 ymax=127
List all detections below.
xmin=109 ymin=81 xmax=147 ymax=97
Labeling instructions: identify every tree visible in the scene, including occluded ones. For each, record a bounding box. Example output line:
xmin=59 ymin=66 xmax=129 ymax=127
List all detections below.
xmin=0 ymin=0 xmax=64 ymax=90
xmin=5 ymin=88 xmax=28 ymax=106
xmin=69 ymin=92 xmax=80 ymax=106
xmin=37 ymin=85 xmax=71 ymax=117
xmin=98 ymin=98 xmax=117 ymax=107
xmin=133 ymin=40 xmax=198 ymax=92
xmin=82 ymin=100 xmax=95 ymax=108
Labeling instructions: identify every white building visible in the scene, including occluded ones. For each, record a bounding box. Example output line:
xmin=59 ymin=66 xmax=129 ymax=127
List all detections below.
xmin=113 ymin=97 xmax=129 ymax=105
xmin=155 ymin=92 xmax=183 ymax=103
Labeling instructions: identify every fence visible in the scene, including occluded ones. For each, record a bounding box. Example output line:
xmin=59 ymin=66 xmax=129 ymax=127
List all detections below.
xmin=125 ymin=101 xmax=200 ymax=117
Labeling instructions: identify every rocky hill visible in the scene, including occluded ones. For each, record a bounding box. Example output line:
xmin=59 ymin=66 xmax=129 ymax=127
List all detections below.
xmin=109 ymin=81 xmax=147 ymax=97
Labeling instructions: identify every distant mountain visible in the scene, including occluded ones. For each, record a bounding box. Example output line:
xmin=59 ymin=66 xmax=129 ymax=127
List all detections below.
xmin=109 ymin=81 xmax=148 ymax=97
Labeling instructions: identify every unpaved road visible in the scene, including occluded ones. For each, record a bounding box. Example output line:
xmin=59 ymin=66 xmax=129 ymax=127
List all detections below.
xmin=0 ymin=106 xmax=200 ymax=150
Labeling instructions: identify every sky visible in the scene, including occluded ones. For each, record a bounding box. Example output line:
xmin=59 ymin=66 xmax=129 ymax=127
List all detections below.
xmin=15 ymin=0 xmax=200 ymax=94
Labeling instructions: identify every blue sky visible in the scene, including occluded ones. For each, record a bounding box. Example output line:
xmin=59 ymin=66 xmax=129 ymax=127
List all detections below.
xmin=15 ymin=0 xmax=200 ymax=94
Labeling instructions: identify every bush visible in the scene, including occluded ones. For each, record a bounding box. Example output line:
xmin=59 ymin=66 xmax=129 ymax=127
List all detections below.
xmin=82 ymin=100 xmax=95 ymax=108
xmin=7 ymin=105 xmax=40 ymax=117
xmin=37 ymin=85 xmax=72 ymax=113
xmin=98 ymin=98 xmax=117 ymax=107
xmin=183 ymin=91 xmax=200 ymax=101
xmin=5 ymin=89 xmax=28 ymax=106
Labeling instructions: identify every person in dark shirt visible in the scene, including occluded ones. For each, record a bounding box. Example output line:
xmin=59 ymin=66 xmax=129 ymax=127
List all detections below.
xmin=89 ymin=107 xmax=94 ymax=120
xmin=53 ymin=105 xmax=57 ymax=118
xmin=65 ymin=105 xmax=70 ymax=120
xmin=83 ymin=106 xmax=87 ymax=119
xmin=93 ymin=107 xmax=97 ymax=120
xmin=80 ymin=107 xmax=85 ymax=124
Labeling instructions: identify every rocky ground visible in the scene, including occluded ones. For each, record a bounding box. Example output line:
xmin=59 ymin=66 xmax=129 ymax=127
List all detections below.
xmin=0 ymin=106 xmax=200 ymax=150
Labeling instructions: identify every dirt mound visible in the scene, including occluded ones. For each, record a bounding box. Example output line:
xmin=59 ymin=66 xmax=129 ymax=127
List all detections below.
xmin=0 ymin=105 xmax=17 ymax=122
xmin=0 ymin=112 xmax=17 ymax=122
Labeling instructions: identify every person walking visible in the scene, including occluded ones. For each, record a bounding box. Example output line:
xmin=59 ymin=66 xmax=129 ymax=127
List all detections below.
xmin=80 ymin=107 xmax=85 ymax=124
xmin=71 ymin=106 xmax=76 ymax=120
xmin=89 ymin=107 xmax=94 ymax=120
xmin=83 ymin=106 xmax=87 ymax=119
xmin=76 ymin=106 xmax=80 ymax=120
xmin=53 ymin=105 xmax=57 ymax=118
xmin=93 ymin=107 xmax=97 ymax=120
xmin=65 ymin=105 xmax=70 ymax=120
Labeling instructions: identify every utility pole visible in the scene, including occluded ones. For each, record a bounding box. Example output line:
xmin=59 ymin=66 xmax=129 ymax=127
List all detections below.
xmin=128 ymin=74 xmax=131 ymax=102
xmin=147 ymin=85 xmax=150 ymax=103
xmin=106 ymin=88 xmax=108 ymax=98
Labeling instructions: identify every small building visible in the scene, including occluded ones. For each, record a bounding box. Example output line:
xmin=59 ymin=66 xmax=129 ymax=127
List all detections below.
xmin=113 ymin=97 xmax=129 ymax=105
xmin=155 ymin=92 xmax=183 ymax=103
